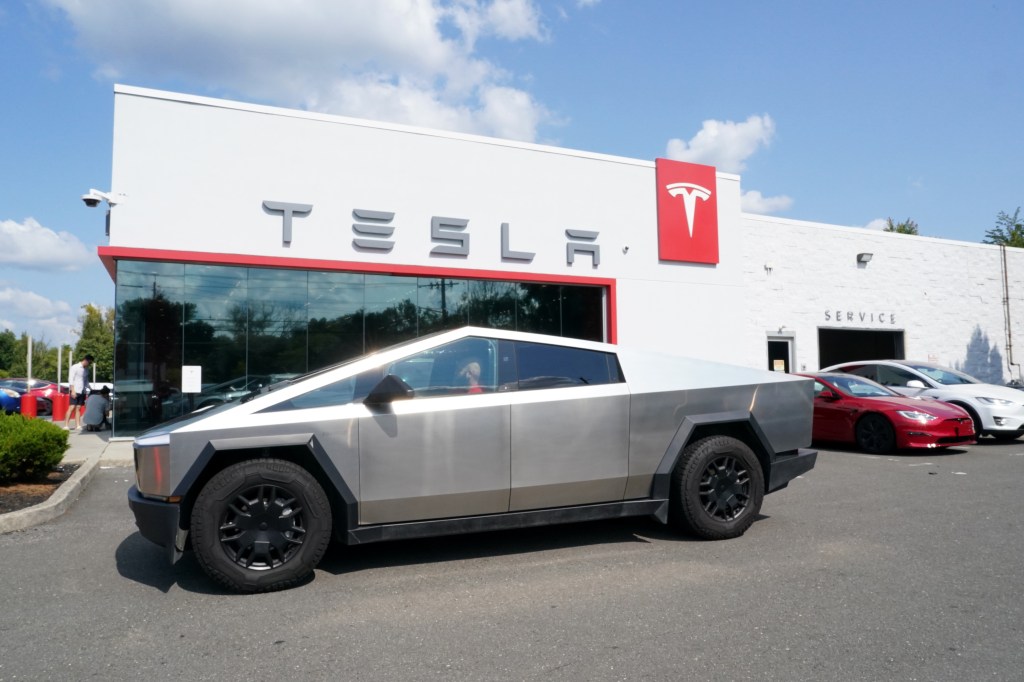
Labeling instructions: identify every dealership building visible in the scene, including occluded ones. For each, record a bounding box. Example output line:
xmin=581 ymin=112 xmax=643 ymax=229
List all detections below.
xmin=97 ymin=86 xmax=1024 ymax=436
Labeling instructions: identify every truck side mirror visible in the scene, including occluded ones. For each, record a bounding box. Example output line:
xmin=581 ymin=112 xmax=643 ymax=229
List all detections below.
xmin=364 ymin=374 xmax=415 ymax=405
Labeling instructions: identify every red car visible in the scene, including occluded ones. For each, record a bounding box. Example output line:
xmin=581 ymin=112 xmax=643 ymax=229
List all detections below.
xmin=0 ymin=378 xmax=60 ymax=416
xmin=798 ymin=372 xmax=975 ymax=453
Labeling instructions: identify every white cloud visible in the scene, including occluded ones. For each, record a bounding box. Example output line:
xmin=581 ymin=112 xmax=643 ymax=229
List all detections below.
xmin=741 ymin=190 xmax=793 ymax=214
xmin=576 ymin=0 xmax=601 ymax=7
xmin=666 ymin=114 xmax=776 ymax=173
xmin=484 ymin=0 xmax=545 ymax=41
xmin=478 ymin=85 xmax=550 ymax=141
xmin=0 ymin=218 xmax=93 ymax=271
xmin=0 ymin=287 xmax=74 ymax=319
xmin=864 ymin=218 xmax=888 ymax=230
xmin=45 ymin=0 xmax=554 ymax=142
xmin=0 ymin=289 xmax=79 ymax=344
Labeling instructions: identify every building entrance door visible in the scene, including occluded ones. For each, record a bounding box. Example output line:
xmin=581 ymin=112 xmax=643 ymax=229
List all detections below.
xmin=767 ymin=337 xmax=793 ymax=373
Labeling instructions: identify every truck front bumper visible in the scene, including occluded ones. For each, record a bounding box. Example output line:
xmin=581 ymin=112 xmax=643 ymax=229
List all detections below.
xmin=127 ymin=485 xmax=187 ymax=563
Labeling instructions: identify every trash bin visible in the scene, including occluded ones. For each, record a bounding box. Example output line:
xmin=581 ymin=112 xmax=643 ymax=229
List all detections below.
xmin=51 ymin=392 xmax=69 ymax=422
xmin=20 ymin=393 xmax=37 ymax=418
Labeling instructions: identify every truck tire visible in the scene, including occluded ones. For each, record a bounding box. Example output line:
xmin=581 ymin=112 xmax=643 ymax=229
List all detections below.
xmin=669 ymin=435 xmax=764 ymax=540
xmin=191 ymin=458 xmax=332 ymax=593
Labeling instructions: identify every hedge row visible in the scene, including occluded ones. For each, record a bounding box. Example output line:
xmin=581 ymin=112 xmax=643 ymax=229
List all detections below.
xmin=0 ymin=414 xmax=69 ymax=483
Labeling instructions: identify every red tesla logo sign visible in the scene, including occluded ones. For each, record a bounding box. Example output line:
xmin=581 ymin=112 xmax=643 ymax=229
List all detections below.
xmin=655 ymin=159 xmax=719 ymax=264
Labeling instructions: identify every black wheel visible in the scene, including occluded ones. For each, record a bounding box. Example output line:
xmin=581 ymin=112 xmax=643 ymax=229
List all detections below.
xmin=669 ymin=436 xmax=765 ymax=540
xmin=191 ymin=459 xmax=332 ymax=593
xmin=855 ymin=414 xmax=896 ymax=454
xmin=958 ymin=406 xmax=984 ymax=439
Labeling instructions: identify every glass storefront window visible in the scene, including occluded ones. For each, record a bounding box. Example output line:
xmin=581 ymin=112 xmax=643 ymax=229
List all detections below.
xmin=114 ymin=261 xmax=185 ymax=433
xmin=247 ymin=268 xmax=309 ymax=377
xmin=114 ymin=262 xmax=606 ymax=436
xmin=308 ymin=271 xmax=364 ymax=369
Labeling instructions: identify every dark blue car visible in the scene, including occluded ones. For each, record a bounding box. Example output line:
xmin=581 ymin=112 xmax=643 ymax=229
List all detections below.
xmin=0 ymin=386 xmax=21 ymax=414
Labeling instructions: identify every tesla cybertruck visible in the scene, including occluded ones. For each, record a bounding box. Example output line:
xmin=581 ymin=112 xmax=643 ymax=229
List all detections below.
xmin=129 ymin=327 xmax=816 ymax=592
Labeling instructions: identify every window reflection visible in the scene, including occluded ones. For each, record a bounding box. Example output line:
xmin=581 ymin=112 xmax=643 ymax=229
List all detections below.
xmin=114 ymin=262 xmax=606 ymax=436
xmin=308 ymin=272 xmax=364 ymax=369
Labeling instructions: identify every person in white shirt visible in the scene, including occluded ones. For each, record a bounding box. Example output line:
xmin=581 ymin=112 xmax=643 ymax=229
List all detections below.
xmin=63 ymin=354 xmax=93 ymax=430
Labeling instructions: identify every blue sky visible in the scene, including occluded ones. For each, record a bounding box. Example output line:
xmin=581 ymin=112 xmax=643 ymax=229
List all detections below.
xmin=2 ymin=0 xmax=1022 ymax=346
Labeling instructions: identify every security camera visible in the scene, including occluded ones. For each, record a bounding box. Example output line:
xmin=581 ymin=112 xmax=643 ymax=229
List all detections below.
xmin=80 ymin=188 xmax=125 ymax=208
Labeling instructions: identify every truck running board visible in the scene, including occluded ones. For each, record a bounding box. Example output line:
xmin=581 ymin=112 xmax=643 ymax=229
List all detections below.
xmin=346 ymin=498 xmax=669 ymax=545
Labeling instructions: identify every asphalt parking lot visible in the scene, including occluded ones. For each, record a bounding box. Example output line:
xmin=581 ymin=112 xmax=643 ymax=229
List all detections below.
xmin=2 ymin=440 xmax=1023 ymax=681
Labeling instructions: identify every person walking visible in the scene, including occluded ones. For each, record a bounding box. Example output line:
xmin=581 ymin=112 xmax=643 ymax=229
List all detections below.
xmin=63 ymin=354 xmax=93 ymax=430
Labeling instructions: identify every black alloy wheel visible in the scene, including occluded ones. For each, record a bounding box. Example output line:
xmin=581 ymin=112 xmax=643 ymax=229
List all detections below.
xmin=218 ymin=483 xmax=308 ymax=570
xmin=959 ymin=406 xmax=984 ymax=439
xmin=699 ymin=455 xmax=751 ymax=522
xmin=855 ymin=414 xmax=896 ymax=454
xmin=191 ymin=459 xmax=332 ymax=593
xmin=670 ymin=435 xmax=765 ymax=540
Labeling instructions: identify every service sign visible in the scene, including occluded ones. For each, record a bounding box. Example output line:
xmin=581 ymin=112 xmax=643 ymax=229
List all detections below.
xmin=655 ymin=159 xmax=719 ymax=265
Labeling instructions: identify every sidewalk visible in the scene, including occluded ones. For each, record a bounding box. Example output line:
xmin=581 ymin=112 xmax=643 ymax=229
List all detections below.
xmin=0 ymin=424 xmax=134 ymax=534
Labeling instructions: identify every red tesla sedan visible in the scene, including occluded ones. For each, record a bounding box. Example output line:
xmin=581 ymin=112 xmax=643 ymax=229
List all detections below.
xmin=0 ymin=378 xmax=60 ymax=416
xmin=798 ymin=372 xmax=975 ymax=453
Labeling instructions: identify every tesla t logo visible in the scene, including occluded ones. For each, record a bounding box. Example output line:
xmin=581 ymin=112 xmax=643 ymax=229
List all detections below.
xmin=665 ymin=183 xmax=712 ymax=238
xmin=656 ymin=159 xmax=719 ymax=264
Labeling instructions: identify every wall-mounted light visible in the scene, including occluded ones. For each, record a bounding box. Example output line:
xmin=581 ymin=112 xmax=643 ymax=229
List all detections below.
xmin=857 ymin=252 xmax=873 ymax=264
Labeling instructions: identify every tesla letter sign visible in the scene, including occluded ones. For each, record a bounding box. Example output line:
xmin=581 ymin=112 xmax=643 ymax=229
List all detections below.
xmin=655 ymin=158 xmax=719 ymax=264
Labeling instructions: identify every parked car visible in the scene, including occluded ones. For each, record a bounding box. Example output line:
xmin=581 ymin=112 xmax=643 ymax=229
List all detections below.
xmin=0 ymin=386 xmax=21 ymax=415
xmin=192 ymin=374 xmax=298 ymax=410
xmin=0 ymin=378 xmax=58 ymax=415
xmin=822 ymin=360 xmax=1024 ymax=441
xmin=798 ymin=372 xmax=974 ymax=453
xmin=129 ymin=327 xmax=818 ymax=593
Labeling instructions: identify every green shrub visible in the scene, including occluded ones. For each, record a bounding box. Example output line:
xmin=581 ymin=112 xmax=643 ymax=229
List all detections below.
xmin=0 ymin=414 xmax=69 ymax=483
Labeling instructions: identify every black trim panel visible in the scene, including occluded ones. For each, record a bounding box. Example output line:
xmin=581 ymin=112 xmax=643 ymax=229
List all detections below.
xmin=127 ymin=485 xmax=185 ymax=563
xmin=767 ymin=448 xmax=817 ymax=493
xmin=346 ymin=499 xmax=668 ymax=545
xmin=651 ymin=411 xmax=759 ymax=500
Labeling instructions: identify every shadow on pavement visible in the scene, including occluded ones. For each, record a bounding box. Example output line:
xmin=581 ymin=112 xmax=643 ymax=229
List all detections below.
xmin=114 ymin=531 xmax=227 ymax=595
xmin=114 ymin=514 xmax=745 ymax=593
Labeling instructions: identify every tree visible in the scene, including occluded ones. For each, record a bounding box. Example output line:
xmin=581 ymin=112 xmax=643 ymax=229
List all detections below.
xmin=983 ymin=208 xmax=1024 ymax=247
xmin=6 ymin=333 xmax=60 ymax=380
xmin=884 ymin=217 xmax=919 ymax=235
xmin=74 ymin=304 xmax=115 ymax=382
xmin=0 ymin=329 xmax=16 ymax=376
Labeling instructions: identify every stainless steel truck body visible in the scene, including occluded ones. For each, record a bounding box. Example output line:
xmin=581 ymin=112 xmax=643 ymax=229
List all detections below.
xmin=129 ymin=327 xmax=816 ymax=592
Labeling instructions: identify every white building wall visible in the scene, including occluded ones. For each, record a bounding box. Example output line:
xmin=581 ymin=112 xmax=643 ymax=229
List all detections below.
xmin=107 ymin=85 xmax=752 ymax=363
xmin=104 ymin=85 xmax=1024 ymax=383
xmin=740 ymin=214 xmax=1024 ymax=383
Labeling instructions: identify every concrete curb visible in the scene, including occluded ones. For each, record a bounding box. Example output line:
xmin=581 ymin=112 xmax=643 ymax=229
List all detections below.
xmin=0 ymin=451 xmax=103 ymax=534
